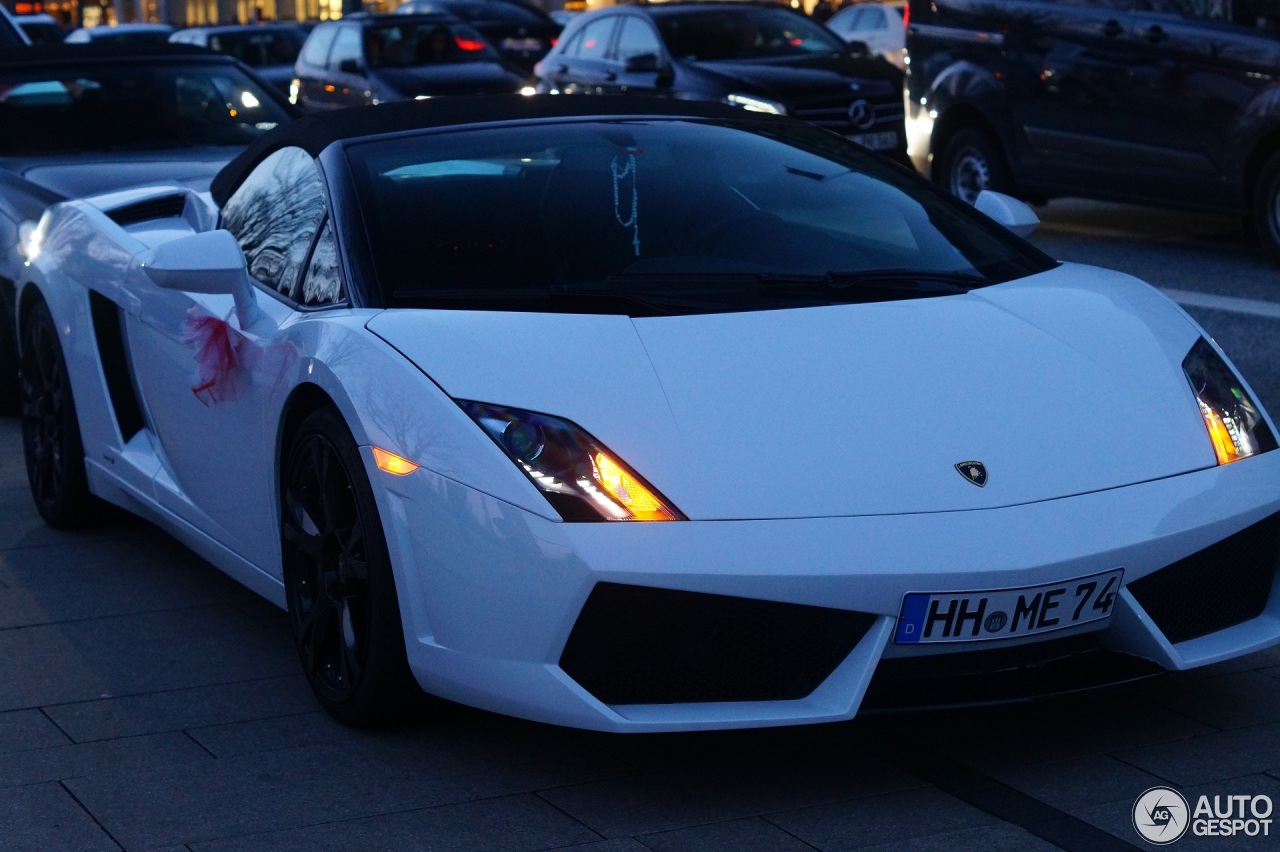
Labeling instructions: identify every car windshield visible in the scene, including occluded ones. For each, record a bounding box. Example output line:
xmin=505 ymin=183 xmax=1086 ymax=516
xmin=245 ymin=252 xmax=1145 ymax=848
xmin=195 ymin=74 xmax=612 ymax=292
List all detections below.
xmin=344 ymin=118 xmax=1056 ymax=316
xmin=0 ymin=62 xmax=291 ymax=155
xmin=655 ymin=7 xmax=846 ymax=61
xmin=210 ymin=29 xmax=306 ymax=66
xmin=364 ymin=21 xmax=499 ymax=67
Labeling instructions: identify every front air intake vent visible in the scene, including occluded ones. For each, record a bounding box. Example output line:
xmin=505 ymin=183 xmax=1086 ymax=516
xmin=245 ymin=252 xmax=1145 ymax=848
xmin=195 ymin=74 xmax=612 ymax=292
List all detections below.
xmin=106 ymin=195 xmax=187 ymax=226
xmin=1129 ymin=512 xmax=1280 ymax=644
xmin=560 ymin=583 xmax=875 ymax=705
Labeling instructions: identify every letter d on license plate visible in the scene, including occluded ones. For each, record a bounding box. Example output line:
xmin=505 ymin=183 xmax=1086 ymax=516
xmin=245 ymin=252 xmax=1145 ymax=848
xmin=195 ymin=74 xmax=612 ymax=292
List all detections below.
xmin=894 ymin=568 xmax=1123 ymax=644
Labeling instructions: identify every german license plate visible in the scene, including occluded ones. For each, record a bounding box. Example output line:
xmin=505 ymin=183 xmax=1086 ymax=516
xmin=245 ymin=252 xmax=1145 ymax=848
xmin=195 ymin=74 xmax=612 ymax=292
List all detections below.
xmin=894 ymin=568 xmax=1123 ymax=645
xmin=849 ymin=131 xmax=898 ymax=151
xmin=501 ymin=37 xmax=543 ymax=52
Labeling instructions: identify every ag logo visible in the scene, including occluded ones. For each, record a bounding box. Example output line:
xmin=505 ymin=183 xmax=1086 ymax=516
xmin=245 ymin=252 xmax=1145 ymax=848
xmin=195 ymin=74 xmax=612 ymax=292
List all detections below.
xmin=955 ymin=461 xmax=987 ymax=487
xmin=1133 ymin=786 xmax=1189 ymax=845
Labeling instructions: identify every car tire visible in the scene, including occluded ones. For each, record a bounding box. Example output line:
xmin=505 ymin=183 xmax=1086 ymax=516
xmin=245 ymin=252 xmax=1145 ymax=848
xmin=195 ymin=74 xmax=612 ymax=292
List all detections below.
xmin=938 ymin=127 xmax=1012 ymax=205
xmin=281 ymin=407 xmax=420 ymax=727
xmin=19 ymin=297 xmax=94 ymax=528
xmin=1254 ymin=151 xmax=1280 ymax=264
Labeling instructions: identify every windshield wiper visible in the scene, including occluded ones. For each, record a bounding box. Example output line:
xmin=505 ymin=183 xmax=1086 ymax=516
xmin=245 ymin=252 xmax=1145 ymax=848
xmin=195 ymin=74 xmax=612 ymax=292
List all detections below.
xmin=757 ymin=269 xmax=989 ymax=295
xmin=393 ymin=286 xmax=720 ymax=316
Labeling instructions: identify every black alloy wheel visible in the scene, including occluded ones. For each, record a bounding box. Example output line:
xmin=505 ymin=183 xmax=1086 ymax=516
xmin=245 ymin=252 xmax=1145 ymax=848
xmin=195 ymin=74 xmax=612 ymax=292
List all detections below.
xmin=939 ymin=127 xmax=1012 ymax=206
xmin=19 ymin=297 xmax=92 ymax=527
xmin=1255 ymin=152 xmax=1280 ymax=265
xmin=281 ymin=407 xmax=418 ymax=727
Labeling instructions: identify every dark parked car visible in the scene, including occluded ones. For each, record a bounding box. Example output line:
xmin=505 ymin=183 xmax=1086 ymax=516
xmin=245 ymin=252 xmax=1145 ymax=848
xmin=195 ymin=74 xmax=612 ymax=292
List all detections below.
xmin=905 ymin=0 xmax=1280 ymax=260
xmin=0 ymin=5 xmax=29 ymax=46
xmin=14 ymin=13 xmax=66 ymax=44
xmin=170 ymin=23 xmax=309 ymax=95
xmin=0 ymin=43 xmax=295 ymax=412
xmin=396 ymin=0 xmax=562 ymax=71
xmin=291 ymin=13 xmax=529 ymax=111
xmin=533 ymin=2 xmax=908 ymax=164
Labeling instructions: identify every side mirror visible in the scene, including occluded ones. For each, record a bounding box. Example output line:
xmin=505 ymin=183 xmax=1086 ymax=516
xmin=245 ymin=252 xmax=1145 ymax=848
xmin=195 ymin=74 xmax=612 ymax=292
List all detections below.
xmin=974 ymin=190 xmax=1039 ymax=238
xmin=844 ymin=39 xmax=872 ymax=58
xmin=623 ymin=52 xmax=665 ymax=74
xmin=141 ymin=230 xmax=259 ymax=328
xmin=338 ymin=58 xmax=365 ymax=76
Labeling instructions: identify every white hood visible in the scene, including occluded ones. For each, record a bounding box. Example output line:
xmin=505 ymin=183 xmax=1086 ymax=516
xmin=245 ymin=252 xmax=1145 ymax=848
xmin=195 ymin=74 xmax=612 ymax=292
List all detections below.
xmin=367 ymin=265 xmax=1215 ymax=520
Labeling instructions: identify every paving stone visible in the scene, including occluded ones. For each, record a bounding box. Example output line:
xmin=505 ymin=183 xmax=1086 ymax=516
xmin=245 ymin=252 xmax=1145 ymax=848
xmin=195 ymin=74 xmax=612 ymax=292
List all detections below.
xmin=1113 ymin=722 xmax=1280 ymax=787
xmin=0 ymin=535 xmax=252 ymax=630
xmin=987 ymin=754 xmax=1169 ymax=811
xmin=0 ymin=708 xmax=71 ymax=753
xmin=849 ymin=823 xmax=1062 ymax=851
xmin=0 ymin=781 xmax=121 ymax=852
xmin=638 ymin=816 xmax=818 ymax=851
xmin=0 ymin=731 xmax=211 ymax=788
xmin=44 ymin=675 xmax=317 ymax=742
xmin=766 ymin=786 xmax=1001 ymax=851
xmin=63 ymin=721 xmax=629 ymax=849
xmin=538 ymin=756 xmax=921 ymax=839
xmin=0 ymin=605 xmax=298 ymax=711
xmin=184 ymin=794 xmax=601 ymax=852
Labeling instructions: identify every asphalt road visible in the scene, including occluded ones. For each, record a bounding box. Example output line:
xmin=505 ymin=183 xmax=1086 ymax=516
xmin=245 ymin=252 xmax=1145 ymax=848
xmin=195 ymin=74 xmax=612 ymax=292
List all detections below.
xmin=3 ymin=201 xmax=1280 ymax=851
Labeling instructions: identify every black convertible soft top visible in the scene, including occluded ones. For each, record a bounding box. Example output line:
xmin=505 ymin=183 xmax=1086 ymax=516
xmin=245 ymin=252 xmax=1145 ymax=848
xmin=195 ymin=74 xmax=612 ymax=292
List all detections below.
xmin=209 ymin=95 xmax=764 ymax=206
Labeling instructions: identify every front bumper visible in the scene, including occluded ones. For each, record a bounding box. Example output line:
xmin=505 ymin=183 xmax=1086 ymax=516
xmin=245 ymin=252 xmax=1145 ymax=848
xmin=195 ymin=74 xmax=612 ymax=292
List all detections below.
xmin=369 ymin=447 xmax=1280 ymax=732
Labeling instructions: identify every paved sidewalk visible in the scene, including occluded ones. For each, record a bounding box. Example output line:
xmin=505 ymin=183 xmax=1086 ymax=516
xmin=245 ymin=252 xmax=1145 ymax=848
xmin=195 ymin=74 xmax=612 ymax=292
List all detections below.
xmin=3 ymin=413 xmax=1280 ymax=851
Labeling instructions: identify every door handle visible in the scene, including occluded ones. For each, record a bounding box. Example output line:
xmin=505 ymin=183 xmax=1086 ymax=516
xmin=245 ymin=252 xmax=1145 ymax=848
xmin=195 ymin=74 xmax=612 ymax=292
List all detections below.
xmin=605 ymin=70 xmax=618 ymax=82
xmin=1101 ymin=19 xmax=1123 ymax=38
xmin=1145 ymin=25 xmax=1167 ymax=43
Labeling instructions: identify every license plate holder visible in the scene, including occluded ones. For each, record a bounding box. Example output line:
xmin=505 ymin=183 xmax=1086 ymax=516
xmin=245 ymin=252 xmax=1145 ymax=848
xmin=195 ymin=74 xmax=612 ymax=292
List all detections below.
xmin=849 ymin=130 xmax=898 ymax=151
xmin=894 ymin=568 xmax=1123 ymax=645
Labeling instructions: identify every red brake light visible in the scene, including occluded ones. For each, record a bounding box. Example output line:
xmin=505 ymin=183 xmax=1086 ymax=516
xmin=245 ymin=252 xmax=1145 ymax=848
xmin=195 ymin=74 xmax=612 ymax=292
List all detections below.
xmin=455 ymin=36 xmax=487 ymax=51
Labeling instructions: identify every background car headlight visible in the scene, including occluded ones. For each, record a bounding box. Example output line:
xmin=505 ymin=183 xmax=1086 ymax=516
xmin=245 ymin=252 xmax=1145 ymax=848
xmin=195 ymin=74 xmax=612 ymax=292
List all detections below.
xmin=1183 ymin=338 xmax=1277 ymax=465
xmin=725 ymin=94 xmax=787 ymax=115
xmin=459 ymin=401 xmax=684 ymax=522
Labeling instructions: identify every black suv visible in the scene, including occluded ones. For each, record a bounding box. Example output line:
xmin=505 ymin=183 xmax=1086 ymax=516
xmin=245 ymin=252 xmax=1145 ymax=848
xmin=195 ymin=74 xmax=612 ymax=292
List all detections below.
xmin=534 ymin=2 xmax=908 ymax=165
xmin=905 ymin=0 xmax=1280 ymax=260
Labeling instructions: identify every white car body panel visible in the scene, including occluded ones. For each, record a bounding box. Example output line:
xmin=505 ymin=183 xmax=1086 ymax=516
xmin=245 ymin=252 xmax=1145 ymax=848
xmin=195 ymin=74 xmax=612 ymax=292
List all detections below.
xmin=368 ymin=265 xmax=1215 ymax=519
xmin=14 ymin=163 xmax=1280 ymax=731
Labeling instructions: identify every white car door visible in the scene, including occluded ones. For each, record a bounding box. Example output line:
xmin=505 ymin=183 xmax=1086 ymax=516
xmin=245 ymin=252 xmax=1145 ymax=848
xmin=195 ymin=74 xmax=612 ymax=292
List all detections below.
xmin=123 ymin=146 xmax=330 ymax=572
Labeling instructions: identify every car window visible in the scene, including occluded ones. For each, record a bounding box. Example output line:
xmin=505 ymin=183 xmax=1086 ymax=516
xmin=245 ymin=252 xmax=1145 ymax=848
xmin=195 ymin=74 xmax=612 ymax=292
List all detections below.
xmin=364 ymin=20 xmax=500 ymax=67
xmin=345 ymin=119 xmax=1055 ymax=315
xmin=0 ymin=7 xmax=26 ymax=46
xmin=0 ymin=62 xmax=291 ymax=156
xmin=656 ymin=7 xmax=846 ymax=61
xmin=210 ymin=29 xmax=306 ymax=66
xmin=329 ymin=25 xmax=363 ymax=70
xmin=300 ymin=24 xmax=338 ymax=67
xmin=569 ymin=16 xmax=616 ymax=59
xmin=301 ymin=219 xmax=344 ymax=306
xmin=614 ymin=17 xmax=663 ymax=62
xmin=222 ymin=146 xmax=328 ymax=303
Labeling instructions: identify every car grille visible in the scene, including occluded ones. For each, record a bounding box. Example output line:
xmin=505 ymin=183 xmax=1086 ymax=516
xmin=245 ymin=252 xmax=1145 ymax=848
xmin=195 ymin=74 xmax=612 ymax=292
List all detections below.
xmin=861 ymin=634 xmax=1164 ymax=711
xmin=559 ymin=583 xmax=876 ymax=705
xmin=790 ymin=83 xmax=904 ymax=136
xmin=1128 ymin=511 xmax=1280 ymax=645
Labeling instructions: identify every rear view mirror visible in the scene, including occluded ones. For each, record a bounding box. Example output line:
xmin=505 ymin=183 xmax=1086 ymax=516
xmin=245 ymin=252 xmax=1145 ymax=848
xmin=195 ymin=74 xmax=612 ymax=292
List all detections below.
xmin=338 ymin=58 xmax=366 ymax=76
xmin=624 ymin=52 xmax=665 ymax=74
xmin=141 ymin=229 xmax=259 ymax=328
xmin=975 ymin=190 xmax=1039 ymax=238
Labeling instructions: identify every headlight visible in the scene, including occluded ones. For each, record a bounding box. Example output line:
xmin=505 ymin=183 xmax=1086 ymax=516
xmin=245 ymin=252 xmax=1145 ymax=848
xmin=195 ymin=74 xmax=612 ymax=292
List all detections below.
xmin=725 ymin=93 xmax=788 ymax=115
xmin=1183 ymin=338 xmax=1276 ymax=465
xmin=459 ymin=401 xmax=684 ymax=522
